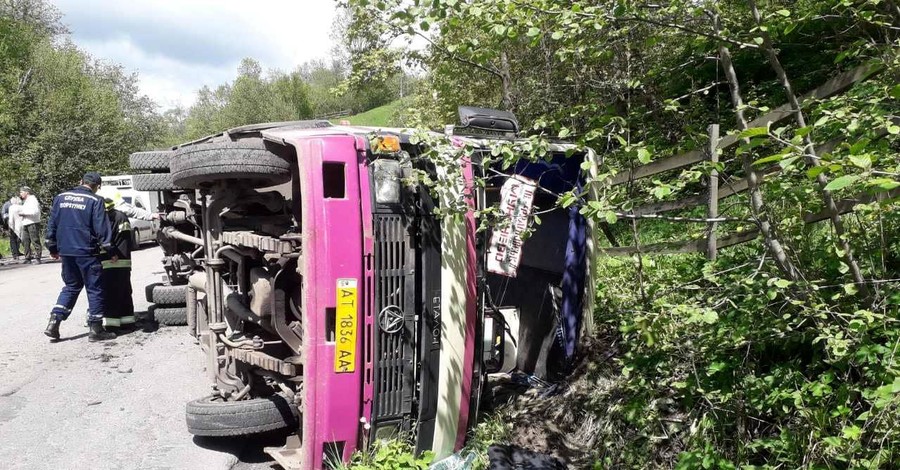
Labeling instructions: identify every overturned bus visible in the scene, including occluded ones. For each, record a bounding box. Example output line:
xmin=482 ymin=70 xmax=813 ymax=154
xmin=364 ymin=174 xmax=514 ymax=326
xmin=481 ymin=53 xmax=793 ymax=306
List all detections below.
xmin=128 ymin=108 xmax=597 ymax=469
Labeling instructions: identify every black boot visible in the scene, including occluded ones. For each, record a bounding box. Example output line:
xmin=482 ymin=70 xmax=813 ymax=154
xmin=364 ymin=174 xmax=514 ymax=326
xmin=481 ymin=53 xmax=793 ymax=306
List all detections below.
xmin=44 ymin=317 xmax=61 ymax=341
xmin=88 ymin=322 xmax=116 ymax=342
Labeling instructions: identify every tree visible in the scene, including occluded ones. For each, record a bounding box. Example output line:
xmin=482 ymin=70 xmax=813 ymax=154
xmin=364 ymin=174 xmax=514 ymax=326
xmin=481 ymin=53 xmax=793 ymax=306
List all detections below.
xmin=341 ymin=0 xmax=900 ymax=467
xmin=183 ymin=85 xmax=228 ymax=140
xmin=0 ymin=4 xmax=167 ymax=202
xmin=0 ymin=0 xmax=66 ymax=36
xmin=299 ymin=58 xmax=354 ymax=116
xmin=271 ymin=70 xmax=313 ymax=121
xmin=217 ymin=58 xmax=292 ymax=128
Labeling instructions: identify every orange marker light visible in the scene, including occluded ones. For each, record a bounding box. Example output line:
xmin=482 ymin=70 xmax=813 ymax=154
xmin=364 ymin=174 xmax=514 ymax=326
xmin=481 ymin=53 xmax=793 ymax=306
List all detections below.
xmin=373 ymin=135 xmax=401 ymax=154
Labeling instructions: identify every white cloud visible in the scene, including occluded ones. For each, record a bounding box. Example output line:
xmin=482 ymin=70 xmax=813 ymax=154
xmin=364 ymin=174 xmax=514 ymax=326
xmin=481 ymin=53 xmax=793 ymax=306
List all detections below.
xmin=53 ymin=0 xmax=338 ymax=109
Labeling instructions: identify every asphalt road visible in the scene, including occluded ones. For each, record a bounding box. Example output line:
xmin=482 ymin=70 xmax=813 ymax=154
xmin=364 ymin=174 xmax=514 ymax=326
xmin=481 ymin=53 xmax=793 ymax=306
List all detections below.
xmin=0 ymin=246 xmax=281 ymax=470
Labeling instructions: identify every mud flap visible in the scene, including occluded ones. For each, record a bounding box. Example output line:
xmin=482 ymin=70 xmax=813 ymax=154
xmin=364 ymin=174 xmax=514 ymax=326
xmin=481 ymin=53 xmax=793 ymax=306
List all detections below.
xmin=265 ymin=434 xmax=303 ymax=470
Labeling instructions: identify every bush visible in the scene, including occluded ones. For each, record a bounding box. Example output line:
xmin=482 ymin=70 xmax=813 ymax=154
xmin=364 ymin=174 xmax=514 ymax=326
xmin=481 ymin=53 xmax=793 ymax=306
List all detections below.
xmin=341 ymin=439 xmax=434 ymax=470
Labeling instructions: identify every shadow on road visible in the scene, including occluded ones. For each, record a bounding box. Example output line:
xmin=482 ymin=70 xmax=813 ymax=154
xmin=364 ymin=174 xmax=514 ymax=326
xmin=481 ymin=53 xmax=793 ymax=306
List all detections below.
xmin=134 ymin=311 xmax=160 ymax=334
xmin=0 ymin=257 xmax=60 ymax=272
xmin=55 ymin=332 xmax=90 ymax=342
xmin=193 ymin=430 xmax=290 ymax=469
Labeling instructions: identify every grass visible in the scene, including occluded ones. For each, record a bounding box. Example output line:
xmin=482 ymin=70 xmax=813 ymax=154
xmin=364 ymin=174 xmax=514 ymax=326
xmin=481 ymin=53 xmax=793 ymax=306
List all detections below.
xmin=345 ymin=100 xmax=403 ymax=127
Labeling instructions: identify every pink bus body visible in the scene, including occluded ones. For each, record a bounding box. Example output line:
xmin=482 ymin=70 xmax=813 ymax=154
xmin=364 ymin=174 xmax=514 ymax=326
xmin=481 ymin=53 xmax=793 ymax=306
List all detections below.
xmin=149 ymin=119 xmax=590 ymax=470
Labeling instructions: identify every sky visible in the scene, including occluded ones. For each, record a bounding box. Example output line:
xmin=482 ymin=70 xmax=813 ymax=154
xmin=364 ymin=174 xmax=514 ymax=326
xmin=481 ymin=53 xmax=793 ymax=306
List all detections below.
xmin=53 ymin=0 xmax=338 ymax=110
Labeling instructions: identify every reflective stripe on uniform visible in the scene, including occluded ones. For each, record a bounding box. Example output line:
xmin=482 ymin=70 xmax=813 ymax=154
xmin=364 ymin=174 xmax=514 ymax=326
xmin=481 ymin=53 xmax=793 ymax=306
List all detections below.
xmin=58 ymin=191 xmax=101 ymax=202
xmin=53 ymin=304 xmax=71 ymax=312
xmin=119 ymin=221 xmax=131 ymax=232
xmin=120 ymin=316 xmax=136 ymax=325
xmin=101 ymin=259 xmax=132 ymax=269
xmin=104 ymin=317 xmax=121 ymax=327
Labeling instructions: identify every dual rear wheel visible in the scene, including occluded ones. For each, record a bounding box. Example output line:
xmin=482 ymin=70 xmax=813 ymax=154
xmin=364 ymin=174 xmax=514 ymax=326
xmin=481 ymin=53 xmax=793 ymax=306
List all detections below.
xmin=145 ymin=283 xmax=188 ymax=326
xmin=129 ymin=138 xmax=291 ymax=191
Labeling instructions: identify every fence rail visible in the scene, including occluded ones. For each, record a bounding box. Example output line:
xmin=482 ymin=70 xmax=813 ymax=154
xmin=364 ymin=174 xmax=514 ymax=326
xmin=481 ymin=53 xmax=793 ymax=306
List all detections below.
xmin=607 ymin=64 xmax=882 ymax=186
xmin=602 ymin=229 xmax=761 ymax=257
xmin=315 ymin=109 xmax=352 ymax=120
xmin=596 ymin=63 xmax=894 ymax=258
xmin=804 ymin=187 xmax=900 ymax=224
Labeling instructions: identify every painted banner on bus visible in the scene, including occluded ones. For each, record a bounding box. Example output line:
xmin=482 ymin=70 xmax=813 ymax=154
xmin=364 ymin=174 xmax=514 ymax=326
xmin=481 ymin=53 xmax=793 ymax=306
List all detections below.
xmin=487 ymin=175 xmax=536 ymax=278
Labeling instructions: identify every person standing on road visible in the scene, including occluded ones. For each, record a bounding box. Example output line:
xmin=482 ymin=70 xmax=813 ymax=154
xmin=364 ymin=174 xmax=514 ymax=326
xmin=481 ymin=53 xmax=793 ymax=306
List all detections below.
xmin=17 ymin=186 xmax=42 ymax=264
xmin=2 ymin=196 xmax=23 ymax=260
xmin=44 ymin=172 xmax=117 ymax=342
xmin=5 ymin=196 xmax=24 ymax=260
xmin=100 ymin=197 xmax=135 ymax=332
xmin=0 ymin=198 xmax=5 ymax=261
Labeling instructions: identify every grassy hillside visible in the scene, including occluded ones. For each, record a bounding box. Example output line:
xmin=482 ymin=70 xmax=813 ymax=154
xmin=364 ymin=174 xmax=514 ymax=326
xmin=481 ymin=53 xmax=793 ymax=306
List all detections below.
xmin=345 ymin=100 xmax=402 ymax=127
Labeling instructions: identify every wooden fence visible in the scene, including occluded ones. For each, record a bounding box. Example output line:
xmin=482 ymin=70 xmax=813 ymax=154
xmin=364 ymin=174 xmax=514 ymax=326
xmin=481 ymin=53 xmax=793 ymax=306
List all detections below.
xmin=591 ymin=63 xmax=895 ymax=258
xmin=315 ymin=109 xmax=353 ymax=120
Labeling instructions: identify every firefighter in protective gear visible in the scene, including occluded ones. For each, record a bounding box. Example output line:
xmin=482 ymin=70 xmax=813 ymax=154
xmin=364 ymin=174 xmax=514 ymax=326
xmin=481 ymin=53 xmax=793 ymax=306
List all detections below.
xmin=95 ymin=186 xmax=158 ymax=221
xmin=44 ymin=172 xmax=117 ymax=342
xmin=101 ymin=197 xmax=135 ymax=331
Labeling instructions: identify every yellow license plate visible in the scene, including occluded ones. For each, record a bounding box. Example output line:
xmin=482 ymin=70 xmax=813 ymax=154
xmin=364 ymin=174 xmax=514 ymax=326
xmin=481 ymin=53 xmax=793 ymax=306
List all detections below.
xmin=334 ymin=279 xmax=358 ymax=373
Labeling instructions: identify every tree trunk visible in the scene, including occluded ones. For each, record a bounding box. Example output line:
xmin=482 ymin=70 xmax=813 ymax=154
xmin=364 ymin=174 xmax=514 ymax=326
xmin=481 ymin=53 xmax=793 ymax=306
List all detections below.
xmin=499 ymin=50 xmax=515 ymax=112
xmin=713 ymin=13 xmax=803 ymax=282
xmin=748 ymin=0 xmax=869 ymax=298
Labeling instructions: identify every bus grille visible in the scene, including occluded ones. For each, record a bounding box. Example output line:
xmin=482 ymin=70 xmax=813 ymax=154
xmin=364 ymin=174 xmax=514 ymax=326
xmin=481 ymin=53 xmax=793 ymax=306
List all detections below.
xmin=373 ymin=214 xmax=415 ymax=422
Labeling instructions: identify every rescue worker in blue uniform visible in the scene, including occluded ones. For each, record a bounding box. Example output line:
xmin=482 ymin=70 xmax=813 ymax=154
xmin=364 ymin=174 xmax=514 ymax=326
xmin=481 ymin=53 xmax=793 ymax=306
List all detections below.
xmin=44 ymin=172 xmax=117 ymax=342
xmin=100 ymin=197 xmax=135 ymax=331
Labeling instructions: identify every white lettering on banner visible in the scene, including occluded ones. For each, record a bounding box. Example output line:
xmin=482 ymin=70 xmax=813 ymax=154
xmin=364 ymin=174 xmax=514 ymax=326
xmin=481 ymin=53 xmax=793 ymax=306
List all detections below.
xmin=487 ymin=175 xmax=537 ymax=278
xmin=101 ymin=178 xmax=131 ymax=187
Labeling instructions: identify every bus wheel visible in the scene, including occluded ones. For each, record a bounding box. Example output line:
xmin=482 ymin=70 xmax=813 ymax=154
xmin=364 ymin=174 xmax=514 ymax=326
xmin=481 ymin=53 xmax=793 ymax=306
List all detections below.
xmin=170 ymin=139 xmax=291 ymax=189
xmin=185 ymin=393 xmax=299 ymax=437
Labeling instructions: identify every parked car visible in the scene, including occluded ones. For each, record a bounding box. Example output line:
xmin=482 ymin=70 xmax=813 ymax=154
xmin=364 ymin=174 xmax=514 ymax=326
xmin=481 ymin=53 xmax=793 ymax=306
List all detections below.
xmin=128 ymin=109 xmax=596 ymax=469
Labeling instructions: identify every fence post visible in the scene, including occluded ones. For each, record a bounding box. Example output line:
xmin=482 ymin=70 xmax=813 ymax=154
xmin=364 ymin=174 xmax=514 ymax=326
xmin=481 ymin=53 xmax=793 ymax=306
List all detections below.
xmin=707 ymin=124 xmax=720 ymax=261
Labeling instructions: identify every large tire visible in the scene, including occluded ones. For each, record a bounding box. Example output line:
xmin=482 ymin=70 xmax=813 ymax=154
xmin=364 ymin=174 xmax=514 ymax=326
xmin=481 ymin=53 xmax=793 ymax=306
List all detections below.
xmin=150 ymin=305 xmax=188 ymax=326
xmin=144 ymin=283 xmax=162 ymax=303
xmin=186 ymin=394 xmax=299 ymax=437
xmin=151 ymin=284 xmax=187 ymax=305
xmin=130 ymin=151 xmax=174 ymax=172
xmin=133 ymin=173 xmax=182 ymax=192
xmin=170 ymin=139 xmax=291 ymax=189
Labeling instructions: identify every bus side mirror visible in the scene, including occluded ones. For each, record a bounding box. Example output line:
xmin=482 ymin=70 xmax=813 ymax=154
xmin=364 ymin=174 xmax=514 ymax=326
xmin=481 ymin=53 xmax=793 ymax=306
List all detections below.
xmin=458 ymin=106 xmax=519 ymax=134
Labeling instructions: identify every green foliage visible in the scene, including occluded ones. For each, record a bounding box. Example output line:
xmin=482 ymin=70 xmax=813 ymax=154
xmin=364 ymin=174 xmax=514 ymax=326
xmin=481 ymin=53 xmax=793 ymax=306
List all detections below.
xmin=0 ymin=0 xmax=165 ymax=203
xmin=300 ymin=59 xmax=357 ymax=117
xmin=341 ymin=439 xmax=434 ymax=470
xmin=343 ymin=0 xmax=900 ymax=468
xmin=466 ymin=414 xmax=513 ymax=470
xmin=346 ymin=100 xmax=404 ymax=127
xmin=174 ymin=55 xmax=412 ymax=143
xmin=1 ymin=0 xmax=413 ymax=201
xmin=179 ymin=58 xmax=313 ymax=141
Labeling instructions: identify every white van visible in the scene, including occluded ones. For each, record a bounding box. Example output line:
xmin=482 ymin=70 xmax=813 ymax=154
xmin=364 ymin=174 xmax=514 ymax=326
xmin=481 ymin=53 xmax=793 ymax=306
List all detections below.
xmin=101 ymin=175 xmax=160 ymax=247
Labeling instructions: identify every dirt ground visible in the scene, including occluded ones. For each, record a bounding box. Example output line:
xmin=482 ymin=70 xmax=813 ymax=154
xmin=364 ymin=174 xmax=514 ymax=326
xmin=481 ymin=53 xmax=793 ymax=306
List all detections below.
xmin=487 ymin=336 xmax=621 ymax=468
xmin=0 ymin=246 xmax=281 ymax=470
